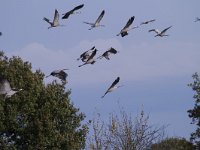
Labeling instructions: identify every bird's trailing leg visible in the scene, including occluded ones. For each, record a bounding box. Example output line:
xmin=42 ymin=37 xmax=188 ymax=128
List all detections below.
xmin=88 ymin=27 xmax=95 ymax=30
xmin=78 ymin=63 xmax=87 ymax=67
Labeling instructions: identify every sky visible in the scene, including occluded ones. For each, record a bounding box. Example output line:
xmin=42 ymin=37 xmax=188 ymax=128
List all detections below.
xmin=0 ymin=0 xmax=200 ymax=140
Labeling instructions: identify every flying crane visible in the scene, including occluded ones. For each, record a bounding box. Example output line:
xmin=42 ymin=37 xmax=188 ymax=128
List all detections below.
xmin=43 ymin=9 xmax=64 ymax=29
xmin=83 ymin=10 xmax=105 ymax=30
xmin=117 ymin=16 xmax=138 ymax=37
xmin=78 ymin=49 xmax=98 ymax=67
xmin=97 ymin=47 xmax=118 ymax=60
xmin=101 ymin=77 xmax=122 ymax=98
xmin=77 ymin=46 xmax=96 ymax=62
xmin=149 ymin=26 xmax=172 ymax=37
xmin=46 ymin=69 xmax=69 ymax=84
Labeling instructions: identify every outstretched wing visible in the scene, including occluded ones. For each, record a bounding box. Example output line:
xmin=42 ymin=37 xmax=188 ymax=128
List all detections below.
xmin=62 ymin=4 xmax=84 ymax=19
xmin=87 ymin=49 xmax=97 ymax=61
xmin=62 ymin=11 xmax=72 ymax=19
xmin=43 ymin=17 xmax=51 ymax=25
xmin=123 ymin=16 xmax=134 ymax=29
xmin=108 ymin=47 xmax=117 ymax=54
xmin=53 ymin=9 xmax=59 ymax=26
xmin=101 ymin=77 xmax=120 ymax=98
xmin=195 ymin=17 xmax=200 ymax=22
xmin=109 ymin=77 xmax=120 ymax=89
xmin=0 ymin=79 xmax=11 ymax=94
xmin=149 ymin=29 xmax=160 ymax=34
xmin=148 ymin=19 xmax=156 ymax=23
xmin=57 ymin=70 xmax=68 ymax=81
xmin=95 ymin=10 xmax=105 ymax=24
xmin=101 ymin=51 xmax=109 ymax=60
xmin=73 ymin=4 xmax=84 ymax=12
xmin=81 ymin=46 xmax=95 ymax=57
xmin=161 ymin=26 xmax=172 ymax=34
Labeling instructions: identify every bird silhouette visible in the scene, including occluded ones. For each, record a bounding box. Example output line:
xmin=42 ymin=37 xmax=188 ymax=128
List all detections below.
xmin=149 ymin=26 xmax=172 ymax=37
xmin=194 ymin=17 xmax=200 ymax=22
xmin=97 ymin=47 xmax=118 ymax=60
xmin=43 ymin=9 xmax=64 ymax=29
xmin=117 ymin=16 xmax=138 ymax=37
xmin=77 ymin=46 xmax=96 ymax=62
xmin=101 ymin=77 xmax=122 ymax=98
xmin=83 ymin=10 xmax=105 ymax=30
xmin=46 ymin=69 xmax=69 ymax=84
xmin=78 ymin=49 xmax=98 ymax=67
xmin=140 ymin=19 xmax=156 ymax=25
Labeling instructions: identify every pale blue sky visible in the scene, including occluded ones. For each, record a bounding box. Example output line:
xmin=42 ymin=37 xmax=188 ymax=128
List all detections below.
xmin=1 ymin=0 xmax=200 ymax=139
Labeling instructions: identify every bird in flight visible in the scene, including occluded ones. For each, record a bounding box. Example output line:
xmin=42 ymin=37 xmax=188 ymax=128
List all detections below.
xmin=117 ymin=16 xmax=138 ymax=37
xmin=97 ymin=47 xmax=118 ymax=60
xmin=46 ymin=69 xmax=69 ymax=84
xmin=194 ymin=17 xmax=200 ymax=22
xmin=77 ymin=46 xmax=96 ymax=62
xmin=0 ymin=78 xmax=22 ymax=98
xmin=78 ymin=49 xmax=98 ymax=67
xmin=140 ymin=19 xmax=156 ymax=25
xmin=149 ymin=26 xmax=172 ymax=37
xmin=43 ymin=9 xmax=64 ymax=29
xmin=101 ymin=77 xmax=122 ymax=98
xmin=62 ymin=4 xmax=84 ymax=19
xmin=83 ymin=10 xmax=105 ymax=30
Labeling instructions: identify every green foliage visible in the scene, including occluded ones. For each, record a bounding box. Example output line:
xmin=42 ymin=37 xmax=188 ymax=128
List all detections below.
xmin=188 ymin=72 xmax=200 ymax=147
xmin=0 ymin=51 xmax=88 ymax=149
xmin=151 ymin=137 xmax=195 ymax=150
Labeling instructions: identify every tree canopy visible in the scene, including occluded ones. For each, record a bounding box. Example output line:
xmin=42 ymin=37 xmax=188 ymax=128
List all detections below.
xmin=151 ymin=137 xmax=194 ymax=150
xmin=188 ymin=72 xmax=200 ymax=148
xmin=0 ymin=51 xmax=88 ymax=149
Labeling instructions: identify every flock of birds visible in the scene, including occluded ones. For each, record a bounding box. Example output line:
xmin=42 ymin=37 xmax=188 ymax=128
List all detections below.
xmin=0 ymin=4 xmax=200 ymax=100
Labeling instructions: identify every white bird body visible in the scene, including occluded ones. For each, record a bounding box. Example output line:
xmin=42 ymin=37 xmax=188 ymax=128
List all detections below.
xmin=83 ymin=10 xmax=105 ymax=30
xmin=149 ymin=26 xmax=172 ymax=37
xmin=117 ymin=16 xmax=138 ymax=37
xmin=5 ymin=89 xmax=22 ymax=98
xmin=0 ymin=79 xmax=22 ymax=98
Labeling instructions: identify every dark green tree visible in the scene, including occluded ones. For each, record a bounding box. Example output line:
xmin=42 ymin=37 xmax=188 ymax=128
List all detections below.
xmin=151 ymin=137 xmax=195 ymax=150
xmin=188 ymin=72 xmax=200 ymax=148
xmin=0 ymin=51 xmax=88 ymax=149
